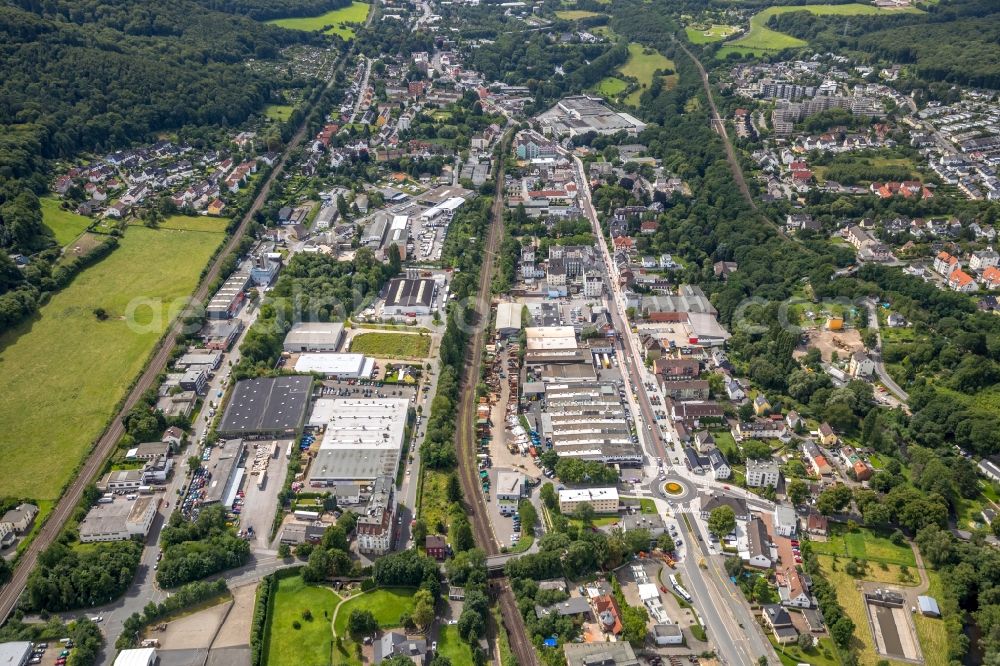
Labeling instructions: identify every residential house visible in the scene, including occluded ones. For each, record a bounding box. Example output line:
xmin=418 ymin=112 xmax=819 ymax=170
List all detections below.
xmin=786 ymin=410 xmax=801 ymax=430
xmin=818 ymin=423 xmax=838 ymax=446
xmin=804 ymin=441 xmax=833 ymax=477
xmin=746 ymin=458 xmax=781 ymax=488
xmin=982 ymin=266 xmax=1000 ymax=290
xmin=693 ymin=431 xmax=715 ymax=453
xmin=949 ymin=269 xmax=979 ymax=292
xmin=700 ymin=494 xmax=748 ymax=522
xmin=777 ymin=568 xmax=812 ymax=608
xmin=848 ymin=351 xmax=875 ymax=378
xmin=0 ymin=503 xmax=38 ymax=539
xmin=426 ymin=535 xmax=448 ymax=560
xmin=594 ymin=594 xmax=623 ymax=636
xmin=773 ymin=505 xmax=797 ymax=537
xmin=744 ymin=516 xmax=773 ymax=569
xmin=725 ymin=377 xmax=746 ymax=401
xmin=753 ymin=394 xmax=771 ymax=416
xmin=970 ymin=247 xmax=1000 ymax=272
xmin=763 ymin=605 xmax=798 ymax=644
xmin=713 ymin=261 xmax=738 ymax=279
xmin=374 ymin=632 xmax=427 ymax=664
xmin=805 ymin=511 xmax=829 ymax=536
xmin=934 ymin=251 xmax=960 ymax=276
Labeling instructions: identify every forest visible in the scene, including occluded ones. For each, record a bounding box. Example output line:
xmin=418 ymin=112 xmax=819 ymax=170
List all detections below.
xmin=765 ymin=0 xmax=1000 ymax=89
xmin=193 ymin=0 xmax=350 ymax=20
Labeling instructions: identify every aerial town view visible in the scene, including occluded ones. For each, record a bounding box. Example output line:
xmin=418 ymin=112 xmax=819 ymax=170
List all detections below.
xmin=0 ymin=0 xmax=999 ymax=665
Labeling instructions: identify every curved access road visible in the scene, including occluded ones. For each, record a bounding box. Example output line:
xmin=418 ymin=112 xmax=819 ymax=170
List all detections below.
xmin=864 ymin=298 xmax=909 ymax=403
xmin=0 ymin=37 xmax=352 ymax=626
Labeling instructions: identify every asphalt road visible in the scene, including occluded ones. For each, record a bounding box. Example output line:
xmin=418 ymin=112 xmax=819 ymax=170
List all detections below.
xmin=0 ymin=8 xmax=368 ymax=633
xmin=864 ymin=298 xmax=910 ymax=403
xmin=568 ymin=151 xmax=780 ymax=666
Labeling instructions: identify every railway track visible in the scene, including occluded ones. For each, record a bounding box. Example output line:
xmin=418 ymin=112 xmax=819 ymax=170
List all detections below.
xmin=453 ymin=130 xmax=538 ymax=666
xmin=0 ymin=34 xmax=357 ymax=625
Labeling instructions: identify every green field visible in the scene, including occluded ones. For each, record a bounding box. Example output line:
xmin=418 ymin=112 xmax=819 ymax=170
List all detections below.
xmin=157 ymin=214 xmax=231 ymax=233
xmin=267 ymin=2 xmax=371 ymax=39
xmin=725 ymin=4 xmax=921 ymax=53
xmin=41 ymin=197 xmax=92 ymax=246
xmin=349 ymin=331 xmax=431 ymax=359
xmin=436 ymin=625 xmax=473 ymax=664
xmin=264 ymin=104 xmax=295 ymax=122
xmin=685 ymin=24 xmax=739 ymax=44
xmin=809 ymin=526 xmax=916 ymax=567
xmin=618 ymin=43 xmax=677 ymax=105
xmin=332 ymin=588 xmax=417 ymax=637
xmin=594 ymin=76 xmax=629 ymax=98
xmin=554 ymin=9 xmax=602 ymax=19
xmin=0 ymin=225 xmax=225 ymax=500
xmin=265 ymin=574 xmax=340 ymax=666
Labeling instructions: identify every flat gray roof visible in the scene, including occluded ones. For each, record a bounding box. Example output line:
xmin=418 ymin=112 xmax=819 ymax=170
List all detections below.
xmin=218 ymin=376 xmax=311 ymax=435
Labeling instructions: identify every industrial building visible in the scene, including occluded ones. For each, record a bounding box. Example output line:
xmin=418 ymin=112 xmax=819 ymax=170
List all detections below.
xmin=206 ymin=268 xmax=251 ymax=320
xmin=525 ymin=326 xmax=578 ymax=351
xmin=0 ymin=642 xmax=31 ymax=666
xmin=537 ymin=95 xmax=647 ymax=138
xmin=558 ymin=487 xmax=619 ymax=514
xmin=382 ymin=277 xmax=436 ymax=316
xmin=542 ymin=383 xmax=642 ymax=464
xmin=308 ymin=398 xmax=409 ymax=486
xmin=202 ymin=439 xmax=246 ymax=505
xmin=217 ymin=376 xmax=312 ymax=438
xmin=495 ymin=302 xmax=525 ymax=339
xmin=79 ymin=495 xmax=158 ymax=543
xmin=113 ymin=648 xmax=157 ymax=666
xmin=496 ymin=471 xmax=526 ymax=501
xmin=283 ymin=322 xmax=345 ymax=353
xmin=293 ymin=353 xmax=375 ymax=379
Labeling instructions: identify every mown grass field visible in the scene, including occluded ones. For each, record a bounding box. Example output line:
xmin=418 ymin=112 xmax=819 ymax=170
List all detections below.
xmin=154 ymin=214 xmax=230 ymax=233
xmin=618 ymin=43 xmax=676 ymax=105
xmin=554 ymin=9 xmax=602 ymax=19
xmin=725 ymin=4 xmax=921 ymax=53
xmin=265 ymin=574 xmax=340 ymax=666
xmin=332 ymin=588 xmax=417 ymax=637
xmin=349 ymin=331 xmax=431 ymax=359
xmin=810 ymin=526 xmax=916 ymax=566
xmin=685 ymin=24 xmax=738 ymax=44
xmin=772 ymin=634 xmax=841 ymax=666
xmin=594 ymin=76 xmax=629 ymax=98
xmin=0 ymin=225 xmax=225 ymax=500
xmin=41 ymin=196 xmax=92 ymax=247
xmin=264 ymin=104 xmax=295 ymax=122
xmin=436 ymin=625 xmax=473 ymax=664
xmin=267 ymin=2 xmax=370 ymax=39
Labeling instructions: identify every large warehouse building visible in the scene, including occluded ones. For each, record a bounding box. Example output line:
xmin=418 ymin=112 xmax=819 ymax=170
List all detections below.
xmin=283 ymin=322 xmax=346 ymax=353
xmin=79 ymin=495 xmax=159 ymax=543
xmin=542 ymin=383 xmax=642 ymax=464
xmin=382 ymin=277 xmax=436 ymax=316
xmin=293 ymin=353 xmax=375 ymax=379
xmin=217 ymin=376 xmax=312 ymax=438
xmin=308 ymin=398 xmax=409 ymax=487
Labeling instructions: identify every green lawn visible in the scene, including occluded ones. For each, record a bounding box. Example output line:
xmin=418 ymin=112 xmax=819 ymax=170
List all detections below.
xmin=0 ymin=225 xmax=225 ymax=500
xmin=554 ymin=9 xmax=602 ymax=19
xmin=349 ymin=332 xmax=431 ymax=359
xmin=267 ymin=2 xmax=370 ymax=39
xmin=419 ymin=469 xmax=451 ymax=539
xmin=333 ymin=588 xmax=417 ymax=637
xmin=685 ymin=24 xmax=738 ymax=44
xmin=41 ymin=197 xmax=92 ymax=246
xmin=772 ymin=634 xmax=841 ymax=666
xmin=436 ymin=625 xmax=473 ymax=664
xmin=265 ymin=574 xmax=340 ymax=666
xmin=618 ymin=43 xmax=676 ymax=106
xmin=593 ymin=77 xmax=628 ymax=98
xmin=809 ymin=526 xmax=916 ymax=567
xmin=157 ymin=214 xmax=230 ymax=233
xmin=725 ymin=4 xmax=922 ymax=53
xmin=264 ymin=104 xmax=295 ymax=122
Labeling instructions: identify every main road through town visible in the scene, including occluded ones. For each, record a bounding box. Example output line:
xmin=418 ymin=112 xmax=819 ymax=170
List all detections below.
xmin=567 ymin=150 xmax=780 ymax=666
xmin=0 ymin=6 xmax=377 ymax=628
xmin=452 ymin=128 xmax=539 ymax=666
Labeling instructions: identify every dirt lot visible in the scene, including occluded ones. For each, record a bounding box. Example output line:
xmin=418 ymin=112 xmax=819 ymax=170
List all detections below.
xmin=156 ymin=600 xmax=230 ymax=650
xmin=795 ymin=327 xmax=863 ymax=363
xmin=212 ymin=583 xmax=257 ymax=648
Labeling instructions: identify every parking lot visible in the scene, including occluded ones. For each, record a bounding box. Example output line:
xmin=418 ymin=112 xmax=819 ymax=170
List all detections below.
xmin=238 ymin=439 xmax=293 ymax=549
xmin=24 ymin=641 xmax=75 ymax=666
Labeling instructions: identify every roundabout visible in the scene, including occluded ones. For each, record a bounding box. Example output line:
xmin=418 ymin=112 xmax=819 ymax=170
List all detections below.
xmin=657 ymin=474 xmax=695 ymax=502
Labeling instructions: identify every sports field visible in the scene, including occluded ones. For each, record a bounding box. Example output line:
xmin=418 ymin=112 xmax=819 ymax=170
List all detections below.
xmin=725 ymin=4 xmax=921 ymax=53
xmin=265 ymin=574 xmax=340 ymax=666
xmin=0 ymin=225 xmax=225 ymax=500
xmin=267 ymin=2 xmax=371 ymax=39
xmin=554 ymin=9 xmax=602 ymax=19
xmin=685 ymin=24 xmax=738 ymax=44
xmin=618 ymin=43 xmax=676 ymax=105
xmin=41 ymin=197 xmax=92 ymax=247
xmin=349 ymin=331 xmax=431 ymax=359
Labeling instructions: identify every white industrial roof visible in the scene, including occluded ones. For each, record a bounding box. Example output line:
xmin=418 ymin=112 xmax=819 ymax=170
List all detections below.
xmin=525 ymin=326 xmax=578 ymax=350
xmin=113 ymin=648 xmax=156 ymax=666
xmin=293 ymin=353 xmax=372 ymax=376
